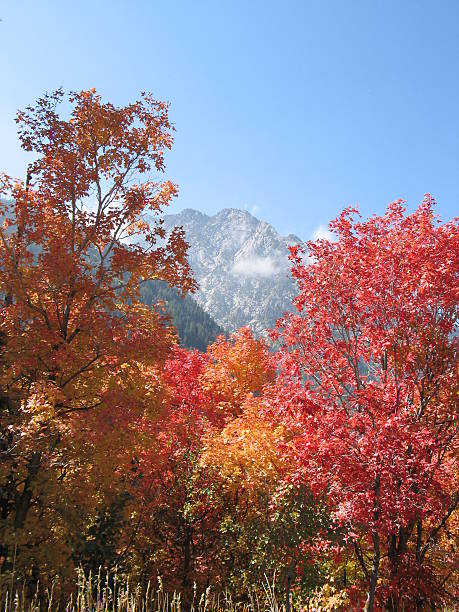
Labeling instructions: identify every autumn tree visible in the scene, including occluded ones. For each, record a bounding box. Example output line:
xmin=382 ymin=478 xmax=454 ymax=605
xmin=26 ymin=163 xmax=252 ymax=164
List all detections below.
xmin=271 ymin=199 xmax=459 ymax=610
xmin=197 ymin=329 xmax=326 ymax=600
xmin=130 ymin=329 xmax=276 ymax=598
xmin=129 ymin=347 xmax=218 ymax=596
xmin=202 ymin=390 xmax=328 ymax=600
xmin=0 ymin=89 xmax=195 ymax=584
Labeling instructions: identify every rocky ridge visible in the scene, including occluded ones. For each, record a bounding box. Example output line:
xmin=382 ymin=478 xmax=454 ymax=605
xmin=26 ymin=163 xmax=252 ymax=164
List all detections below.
xmin=155 ymin=208 xmax=303 ymax=335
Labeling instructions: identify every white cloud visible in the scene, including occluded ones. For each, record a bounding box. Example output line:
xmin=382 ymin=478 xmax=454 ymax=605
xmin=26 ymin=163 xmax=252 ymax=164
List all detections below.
xmin=232 ymin=255 xmax=278 ymax=278
xmin=242 ymin=203 xmax=262 ymax=217
xmin=312 ymin=224 xmax=333 ymax=242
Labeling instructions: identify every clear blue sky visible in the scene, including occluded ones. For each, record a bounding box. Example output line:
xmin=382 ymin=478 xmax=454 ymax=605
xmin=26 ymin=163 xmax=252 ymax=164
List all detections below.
xmin=1 ymin=0 xmax=458 ymax=239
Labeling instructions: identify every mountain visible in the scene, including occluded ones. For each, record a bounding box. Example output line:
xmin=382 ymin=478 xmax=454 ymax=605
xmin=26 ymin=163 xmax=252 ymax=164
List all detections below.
xmin=154 ymin=208 xmax=303 ymax=335
xmin=140 ymin=280 xmax=225 ymax=352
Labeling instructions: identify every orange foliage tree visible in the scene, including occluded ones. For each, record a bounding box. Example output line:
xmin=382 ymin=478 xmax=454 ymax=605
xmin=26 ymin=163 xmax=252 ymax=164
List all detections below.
xmin=0 ymin=89 xmax=195 ymax=582
xmin=196 ymin=331 xmax=326 ymax=598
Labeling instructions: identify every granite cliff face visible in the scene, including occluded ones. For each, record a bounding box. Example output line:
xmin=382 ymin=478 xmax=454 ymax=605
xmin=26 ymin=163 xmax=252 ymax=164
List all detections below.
xmin=156 ymin=208 xmax=302 ymax=335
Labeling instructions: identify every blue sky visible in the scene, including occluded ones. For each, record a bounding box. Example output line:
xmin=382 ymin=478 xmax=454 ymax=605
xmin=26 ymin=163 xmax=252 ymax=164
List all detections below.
xmin=1 ymin=0 xmax=458 ymax=239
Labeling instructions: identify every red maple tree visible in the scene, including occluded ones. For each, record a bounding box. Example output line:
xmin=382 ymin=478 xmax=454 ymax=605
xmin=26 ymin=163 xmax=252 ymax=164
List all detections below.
xmin=271 ymin=198 xmax=459 ymax=610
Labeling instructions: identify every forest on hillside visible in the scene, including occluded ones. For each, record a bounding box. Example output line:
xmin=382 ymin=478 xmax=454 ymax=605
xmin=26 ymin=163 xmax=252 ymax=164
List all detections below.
xmin=0 ymin=90 xmax=457 ymax=612
xmin=140 ymin=280 xmax=225 ymax=352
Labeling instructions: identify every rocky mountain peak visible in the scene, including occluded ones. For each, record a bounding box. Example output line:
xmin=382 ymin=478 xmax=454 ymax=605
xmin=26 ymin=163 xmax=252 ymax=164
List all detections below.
xmin=149 ymin=208 xmax=303 ymax=335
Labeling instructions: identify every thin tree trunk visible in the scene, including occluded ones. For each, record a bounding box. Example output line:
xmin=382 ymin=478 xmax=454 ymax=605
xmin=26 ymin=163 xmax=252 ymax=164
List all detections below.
xmin=182 ymin=525 xmax=193 ymax=603
xmin=365 ymin=531 xmax=380 ymax=612
xmin=14 ymin=451 xmax=41 ymax=530
xmin=366 ymin=472 xmax=381 ymax=612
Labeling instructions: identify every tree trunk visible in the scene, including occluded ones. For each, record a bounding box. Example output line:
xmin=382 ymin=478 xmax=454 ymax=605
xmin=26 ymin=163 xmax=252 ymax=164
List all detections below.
xmin=182 ymin=525 xmax=193 ymax=604
xmin=365 ymin=531 xmax=380 ymax=612
xmin=14 ymin=451 xmax=42 ymax=530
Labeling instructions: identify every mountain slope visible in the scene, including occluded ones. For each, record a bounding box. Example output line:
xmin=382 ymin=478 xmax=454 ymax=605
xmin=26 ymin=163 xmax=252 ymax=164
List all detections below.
xmin=155 ymin=208 xmax=302 ymax=335
xmin=140 ymin=280 xmax=225 ymax=352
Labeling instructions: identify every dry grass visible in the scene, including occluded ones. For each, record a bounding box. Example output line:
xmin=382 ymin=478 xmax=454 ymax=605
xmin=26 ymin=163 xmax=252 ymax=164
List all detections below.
xmin=1 ymin=571 xmax=285 ymax=612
